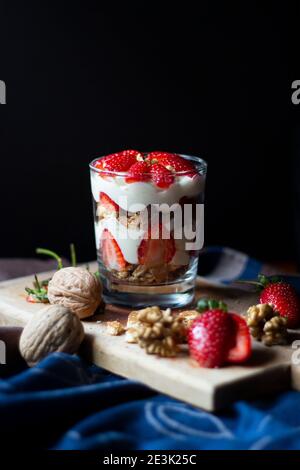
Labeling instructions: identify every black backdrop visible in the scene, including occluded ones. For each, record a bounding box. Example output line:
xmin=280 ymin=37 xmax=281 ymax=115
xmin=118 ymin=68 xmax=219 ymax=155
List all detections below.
xmin=0 ymin=2 xmax=298 ymax=264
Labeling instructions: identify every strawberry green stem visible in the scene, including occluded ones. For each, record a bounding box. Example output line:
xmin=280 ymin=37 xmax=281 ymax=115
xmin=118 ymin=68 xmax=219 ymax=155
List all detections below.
xmin=36 ymin=248 xmax=63 ymax=270
xmin=197 ymin=298 xmax=228 ymax=313
xmin=70 ymin=243 xmax=77 ymax=267
xmin=235 ymin=280 xmax=265 ymax=289
xmin=236 ymin=274 xmax=282 ymax=291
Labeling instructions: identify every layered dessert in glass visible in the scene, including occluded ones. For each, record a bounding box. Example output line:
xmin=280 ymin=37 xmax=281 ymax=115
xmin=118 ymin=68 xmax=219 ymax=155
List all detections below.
xmin=90 ymin=150 xmax=207 ymax=307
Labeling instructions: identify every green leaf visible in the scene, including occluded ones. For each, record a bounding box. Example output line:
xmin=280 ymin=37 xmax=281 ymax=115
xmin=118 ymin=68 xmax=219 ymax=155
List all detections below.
xmin=25 ymin=287 xmax=35 ymax=294
xmin=219 ymin=301 xmax=228 ymax=312
xmin=258 ymin=274 xmax=269 ymax=287
xmin=197 ymin=298 xmax=228 ymax=313
xmin=208 ymin=299 xmax=220 ymax=310
xmin=196 ymin=298 xmax=209 ymax=313
xmin=270 ymin=275 xmax=281 ymax=284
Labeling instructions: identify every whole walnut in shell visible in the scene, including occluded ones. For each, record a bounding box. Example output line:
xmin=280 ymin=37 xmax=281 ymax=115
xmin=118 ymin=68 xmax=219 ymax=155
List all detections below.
xmin=47 ymin=267 xmax=102 ymax=319
xmin=19 ymin=305 xmax=85 ymax=366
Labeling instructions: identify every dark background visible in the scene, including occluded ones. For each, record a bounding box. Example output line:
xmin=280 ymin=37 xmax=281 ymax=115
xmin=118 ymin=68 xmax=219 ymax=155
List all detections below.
xmin=0 ymin=1 xmax=298 ymax=264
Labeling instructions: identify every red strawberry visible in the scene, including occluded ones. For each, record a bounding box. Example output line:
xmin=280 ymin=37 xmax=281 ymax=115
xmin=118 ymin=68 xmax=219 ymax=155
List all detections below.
xmin=125 ymin=161 xmax=151 ymax=183
xmin=150 ymin=163 xmax=174 ymax=188
xmin=101 ymin=229 xmax=127 ymax=271
xmin=188 ymin=300 xmax=252 ymax=368
xmin=147 ymin=151 xmax=179 ymax=165
xmin=147 ymin=151 xmax=196 ymax=177
xmin=258 ymin=275 xmax=300 ymax=328
xmin=99 ymin=193 xmax=119 ymax=215
xmin=138 ymin=224 xmax=175 ymax=267
xmin=188 ymin=310 xmax=235 ymax=368
xmin=226 ymin=314 xmax=251 ymax=363
xmin=95 ymin=150 xmax=141 ymax=173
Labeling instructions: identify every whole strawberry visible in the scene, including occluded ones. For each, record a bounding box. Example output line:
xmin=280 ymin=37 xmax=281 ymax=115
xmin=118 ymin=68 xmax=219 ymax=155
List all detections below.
xmin=188 ymin=299 xmax=251 ymax=368
xmin=188 ymin=309 xmax=234 ymax=368
xmin=258 ymin=275 xmax=300 ymax=328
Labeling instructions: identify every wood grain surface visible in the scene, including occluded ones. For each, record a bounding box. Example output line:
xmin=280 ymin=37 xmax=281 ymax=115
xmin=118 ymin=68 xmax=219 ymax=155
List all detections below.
xmin=0 ymin=263 xmax=299 ymax=411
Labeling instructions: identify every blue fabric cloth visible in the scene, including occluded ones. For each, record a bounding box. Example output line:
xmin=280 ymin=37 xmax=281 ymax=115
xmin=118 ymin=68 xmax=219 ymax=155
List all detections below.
xmin=1 ymin=247 xmax=300 ymax=450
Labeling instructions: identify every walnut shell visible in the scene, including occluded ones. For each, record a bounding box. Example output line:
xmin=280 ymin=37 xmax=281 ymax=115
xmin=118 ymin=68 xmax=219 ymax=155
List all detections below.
xmin=19 ymin=305 xmax=85 ymax=366
xmin=47 ymin=267 xmax=102 ymax=319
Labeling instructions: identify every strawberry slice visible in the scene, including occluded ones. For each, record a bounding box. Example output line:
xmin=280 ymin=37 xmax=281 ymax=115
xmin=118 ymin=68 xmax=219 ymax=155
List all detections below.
xmin=148 ymin=151 xmax=196 ymax=177
xmin=94 ymin=150 xmax=141 ymax=173
xmin=101 ymin=229 xmax=128 ymax=271
xmin=226 ymin=314 xmax=252 ymax=363
xmin=138 ymin=224 xmax=175 ymax=267
xmin=125 ymin=161 xmax=151 ymax=183
xmin=99 ymin=193 xmax=119 ymax=215
xmin=146 ymin=151 xmax=179 ymax=163
xmin=150 ymin=163 xmax=174 ymax=188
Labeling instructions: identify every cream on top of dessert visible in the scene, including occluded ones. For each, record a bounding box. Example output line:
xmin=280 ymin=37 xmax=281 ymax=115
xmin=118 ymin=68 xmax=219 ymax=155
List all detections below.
xmin=91 ymin=172 xmax=204 ymax=211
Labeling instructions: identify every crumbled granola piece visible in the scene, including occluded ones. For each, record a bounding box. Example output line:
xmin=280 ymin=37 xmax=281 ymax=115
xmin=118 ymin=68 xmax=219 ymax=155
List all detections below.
xmin=109 ymin=263 xmax=189 ymax=285
xmin=150 ymin=266 xmax=170 ymax=283
xmin=127 ymin=310 xmax=140 ymax=328
xmin=127 ymin=213 xmax=141 ymax=230
xmin=125 ymin=327 xmax=139 ymax=343
xmin=113 ymin=269 xmax=130 ymax=279
xmin=97 ymin=203 xmax=113 ymax=220
xmin=111 ymin=264 xmax=135 ymax=280
xmin=105 ymin=321 xmax=125 ymax=336
xmin=131 ymin=265 xmax=148 ymax=279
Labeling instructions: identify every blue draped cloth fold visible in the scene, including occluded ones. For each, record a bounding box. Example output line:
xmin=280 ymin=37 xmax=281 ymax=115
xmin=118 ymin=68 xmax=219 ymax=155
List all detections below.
xmin=1 ymin=247 xmax=300 ymax=450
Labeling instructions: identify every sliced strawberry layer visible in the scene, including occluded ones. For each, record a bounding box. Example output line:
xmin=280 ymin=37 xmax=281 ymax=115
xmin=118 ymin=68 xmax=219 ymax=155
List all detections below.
xmin=99 ymin=192 xmax=119 ymax=215
xmin=150 ymin=163 xmax=174 ymax=188
xmin=147 ymin=151 xmax=196 ymax=177
xmin=146 ymin=151 xmax=179 ymax=163
xmin=125 ymin=161 xmax=151 ymax=183
xmin=93 ymin=149 xmax=197 ymax=188
xmin=226 ymin=314 xmax=251 ymax=363
xmin=94 ymin=150 xmax=141 ymax=173
xmin=138 ymin=224 xmax=175 ymax=268
xmin=101 ymin=229 xmax=127 ymax=271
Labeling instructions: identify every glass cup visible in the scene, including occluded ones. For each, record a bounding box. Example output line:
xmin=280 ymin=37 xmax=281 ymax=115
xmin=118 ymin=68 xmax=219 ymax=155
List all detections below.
xmin=90 ymin=153 xmax=207 ymax=308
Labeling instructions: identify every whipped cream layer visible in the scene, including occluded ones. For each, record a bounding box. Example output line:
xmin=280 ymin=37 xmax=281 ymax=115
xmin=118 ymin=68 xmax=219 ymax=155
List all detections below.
xmin=91 ymin=172 xmax=204 ymax=211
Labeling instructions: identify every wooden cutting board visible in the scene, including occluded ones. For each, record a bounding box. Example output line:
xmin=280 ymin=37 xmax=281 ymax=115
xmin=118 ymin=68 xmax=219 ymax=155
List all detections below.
xmin=0 ymin=262 xmax=299 ymax=411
